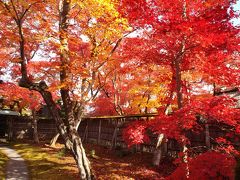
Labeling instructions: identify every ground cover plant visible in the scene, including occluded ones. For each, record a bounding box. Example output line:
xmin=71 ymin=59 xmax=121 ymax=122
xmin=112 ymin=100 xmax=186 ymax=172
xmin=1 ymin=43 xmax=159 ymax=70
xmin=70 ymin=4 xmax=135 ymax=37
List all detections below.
xmin=12 ymin=143 xmax=173 ymax=179
xmin=12 ymin=143 xmax=78 ymax=180
xmin=0 ymin=151 xmax=8 ymax=179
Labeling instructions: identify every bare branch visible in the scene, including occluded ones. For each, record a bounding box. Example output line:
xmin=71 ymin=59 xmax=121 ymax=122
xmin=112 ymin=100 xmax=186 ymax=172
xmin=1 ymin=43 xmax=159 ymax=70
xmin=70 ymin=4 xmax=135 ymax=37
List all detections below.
xmin=10 ymin=0 xmax=20 ymax=21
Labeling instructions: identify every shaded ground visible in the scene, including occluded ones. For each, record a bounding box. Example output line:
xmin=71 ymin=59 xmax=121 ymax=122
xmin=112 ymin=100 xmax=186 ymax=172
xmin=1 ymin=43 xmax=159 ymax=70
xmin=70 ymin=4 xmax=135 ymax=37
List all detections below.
xmin=11 ymin=143 xmax=175 ymax=179
xmin=84 ymin=144 xmax=173 ymax=180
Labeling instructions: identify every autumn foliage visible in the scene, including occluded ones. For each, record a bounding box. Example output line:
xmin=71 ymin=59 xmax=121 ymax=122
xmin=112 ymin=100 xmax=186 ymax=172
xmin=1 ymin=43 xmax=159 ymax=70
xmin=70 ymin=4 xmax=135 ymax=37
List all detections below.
xmin=123 ymin=95 xmax=240 ymax=178
xmin=167 ymin=151 xmax=236 ymax=180
xmin=0 ymin=0 xmax=239 ymax=179
xmin=117 ymin=0 xmax=240 ymax=178
xmin=0 ymin=82 xmax=43 ymax=111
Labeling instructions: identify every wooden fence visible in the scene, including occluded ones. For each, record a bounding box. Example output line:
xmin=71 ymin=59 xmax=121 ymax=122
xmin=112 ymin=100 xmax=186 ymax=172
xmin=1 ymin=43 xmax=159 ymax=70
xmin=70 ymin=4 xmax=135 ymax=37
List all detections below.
xmin=2 ymin=113 xmax=166 ymax=153
xmin=1 ymin=113 xmax=237 ymax=156
xmin=79 ymin=114 xmax=158 ymax=150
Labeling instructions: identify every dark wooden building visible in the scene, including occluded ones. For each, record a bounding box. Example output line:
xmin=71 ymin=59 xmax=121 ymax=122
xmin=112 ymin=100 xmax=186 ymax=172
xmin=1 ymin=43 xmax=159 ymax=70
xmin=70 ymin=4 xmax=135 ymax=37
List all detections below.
xmin=0 ymin=110 xmax=20 ymax=141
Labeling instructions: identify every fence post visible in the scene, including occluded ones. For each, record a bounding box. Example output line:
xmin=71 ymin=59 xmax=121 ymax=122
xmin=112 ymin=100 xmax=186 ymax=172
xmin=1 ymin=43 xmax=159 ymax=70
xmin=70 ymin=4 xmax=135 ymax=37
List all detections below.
xmin=111 ymin=119 xmax=118 ymax=149
xmin=32 ymin=110 xmax=39 ymax=144
xmin=83 ymin=120 xmax=89 ymax=143
xmin=7 ymin=117 xmax=13 ymax=141
xmin=97 ymin=119 xmax=102 ymax=145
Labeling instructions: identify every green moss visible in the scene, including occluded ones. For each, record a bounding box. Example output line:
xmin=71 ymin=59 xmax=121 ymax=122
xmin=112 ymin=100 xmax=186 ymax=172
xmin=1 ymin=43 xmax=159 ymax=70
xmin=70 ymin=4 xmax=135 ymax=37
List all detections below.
xmin=12 ymin=144 xmax=78 ymax=180
xmin=0 ymin=151 xmax=8 ymax=180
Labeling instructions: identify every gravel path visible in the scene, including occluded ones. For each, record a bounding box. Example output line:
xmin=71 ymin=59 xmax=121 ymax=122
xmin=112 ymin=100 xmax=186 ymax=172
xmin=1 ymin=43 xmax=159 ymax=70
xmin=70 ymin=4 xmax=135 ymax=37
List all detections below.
xmin=0 ymin=146 xmax=29 ymax=180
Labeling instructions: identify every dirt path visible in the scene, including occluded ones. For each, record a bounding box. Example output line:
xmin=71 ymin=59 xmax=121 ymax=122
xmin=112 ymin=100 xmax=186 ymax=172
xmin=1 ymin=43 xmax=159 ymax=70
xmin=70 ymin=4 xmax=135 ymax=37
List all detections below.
xmin=0 ymin=146 xmax=29 ymax=180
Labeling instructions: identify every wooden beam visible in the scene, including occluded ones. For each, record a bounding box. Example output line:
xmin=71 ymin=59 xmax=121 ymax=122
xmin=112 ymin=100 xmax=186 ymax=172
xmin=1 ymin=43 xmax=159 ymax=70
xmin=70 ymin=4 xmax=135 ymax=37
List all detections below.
xmin=83 ymin=113 xmax=158 ymax=121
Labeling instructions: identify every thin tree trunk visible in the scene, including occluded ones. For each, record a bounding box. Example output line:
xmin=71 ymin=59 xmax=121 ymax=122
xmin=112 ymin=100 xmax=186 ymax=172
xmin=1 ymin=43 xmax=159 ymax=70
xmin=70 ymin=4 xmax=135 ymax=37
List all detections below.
xmin=32 ymin=110 xmax=39 ymax=144
xmin=205 ymin=121 xmax=210 ymax=149
xmin=50 ymin=133 xmax=60 ymax=147
xmin=152 ymin=134 xmax=164 ymax=166
xmin=183 ymin=145 xmax=189 ymax=178
xmin=174 ymin=58 xmax=183 ymax=109
xmin=152 ymin=104 xmax=169 ymax=166
xmin=180 ymin=1 xmax=190 ymax=178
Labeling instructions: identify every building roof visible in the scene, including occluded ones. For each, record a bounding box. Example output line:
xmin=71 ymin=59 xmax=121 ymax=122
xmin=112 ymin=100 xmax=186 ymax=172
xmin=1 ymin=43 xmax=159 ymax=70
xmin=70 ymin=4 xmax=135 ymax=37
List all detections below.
xmin=83 ymin=113 xmax=158 ymax=120
xmin=215 ymin=87 xmax=239 ymax=95
xmin=0 ymin=110 xmax=20 ymax=116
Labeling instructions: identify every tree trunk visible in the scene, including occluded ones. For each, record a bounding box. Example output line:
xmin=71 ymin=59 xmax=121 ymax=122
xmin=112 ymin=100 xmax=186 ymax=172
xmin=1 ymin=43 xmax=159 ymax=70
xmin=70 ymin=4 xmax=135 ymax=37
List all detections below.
xmin=69 ymin=130 xmax=92 ymax=180
xmin=205 ymin=121 xmax=210 ymax=149
xmin=173 ymin=1 xmax=190 ymax=178
xmin=32 ymin=110 xmax=39 ymax=144
xmin=57 ymin=0 xmax=93 ymax=178
xmin=61 ymin=130 xmax=92 ymax=179
xmin=40 ymin=90 xmax=93 ymax=179
xmin=174 ymin=58 xmax=183 ymax=109
xmin=152 ymin=134 xmax=164 ymax=166
xmin=183 ymin=144 xmax=190 ymax=178
xmin=50 ymin=133 xmax=60 ymax=147
xmin=50 ymin=118 xmax=81 ymax=147
xmin=13 ymin=0 xmax=93 ymax=177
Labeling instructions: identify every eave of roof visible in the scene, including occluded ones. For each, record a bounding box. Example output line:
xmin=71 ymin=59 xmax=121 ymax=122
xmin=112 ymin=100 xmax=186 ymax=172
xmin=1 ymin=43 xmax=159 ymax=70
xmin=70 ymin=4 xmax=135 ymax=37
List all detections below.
xmin=83 ymin=113 xmax=158 ymax=120
xmin=0 ymin=110 xmax=20 ymax=116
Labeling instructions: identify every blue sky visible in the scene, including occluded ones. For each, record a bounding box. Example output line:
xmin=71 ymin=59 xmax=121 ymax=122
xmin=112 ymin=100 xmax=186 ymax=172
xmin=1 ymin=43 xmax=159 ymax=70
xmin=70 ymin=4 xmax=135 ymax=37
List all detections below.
xmin=232 ymin=0 xmax=240 ymax=26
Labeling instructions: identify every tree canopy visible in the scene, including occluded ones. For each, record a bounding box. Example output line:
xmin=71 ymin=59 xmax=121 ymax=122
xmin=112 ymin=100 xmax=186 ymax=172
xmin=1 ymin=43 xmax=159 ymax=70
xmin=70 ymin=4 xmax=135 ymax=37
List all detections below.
xmin=0 ymin=0 xmax=239 ymax=179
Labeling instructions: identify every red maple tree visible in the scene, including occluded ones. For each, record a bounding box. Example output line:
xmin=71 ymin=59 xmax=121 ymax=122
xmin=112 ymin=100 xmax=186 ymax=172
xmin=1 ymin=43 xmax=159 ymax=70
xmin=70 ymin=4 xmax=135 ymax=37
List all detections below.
xmin=120 ymin=0 xmax=240 ymax=178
